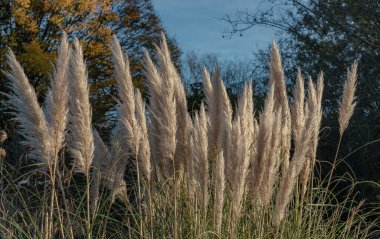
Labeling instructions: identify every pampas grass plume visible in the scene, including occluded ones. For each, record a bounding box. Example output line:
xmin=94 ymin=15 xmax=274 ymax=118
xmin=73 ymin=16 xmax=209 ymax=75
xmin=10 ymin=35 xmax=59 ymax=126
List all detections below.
xmin=269 ymin=41 xmax=291 ymax=173
xmin=291 ymin=69 xmax=305 ymax=146
xmin=156 ymin=33 xmax=190 ymax=179
xmin=191 ymin=103 xmax=209 ymax=211
xmin=68 ymin=39 xmax=94 ymax=175
xmin=273 ymin=77 xmax=318 ymax=225
xmin=110 ymin=35 xmax=140 ymax=157
xmin=135 ymin=89 xmax=152 ymax=184
xmin=5 ymin=49 xmax=52 ymax=169
xmin=338 ymin=62 xmax=358 ymax=136
xmin=250 ymin=84 xmax=275 ymax=201
xmin=44 ymin=32 xmax=70 ymax=154
xmin=144 ymin=46 xmax=177 ymax=180
xmin=261 ymin=107 xmax=282 ymax=207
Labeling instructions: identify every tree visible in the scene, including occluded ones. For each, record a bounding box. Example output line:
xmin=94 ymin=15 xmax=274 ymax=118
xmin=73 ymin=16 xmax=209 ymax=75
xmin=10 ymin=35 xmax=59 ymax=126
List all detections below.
xmin=0 ymin=0 xmax=181 ymax=130
xmin=225 ymin=0 xmax=380 ymax=201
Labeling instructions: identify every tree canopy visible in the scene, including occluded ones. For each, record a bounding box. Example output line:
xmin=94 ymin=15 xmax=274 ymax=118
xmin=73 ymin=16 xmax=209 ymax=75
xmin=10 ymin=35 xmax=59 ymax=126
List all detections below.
xmin=0 ymin=0 xmax=181 ymax=129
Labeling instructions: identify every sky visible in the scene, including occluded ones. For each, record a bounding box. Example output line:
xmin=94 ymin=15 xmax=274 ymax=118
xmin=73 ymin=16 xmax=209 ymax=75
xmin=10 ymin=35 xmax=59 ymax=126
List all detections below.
xmin=152 ymin=0 xmax=276 ymax=59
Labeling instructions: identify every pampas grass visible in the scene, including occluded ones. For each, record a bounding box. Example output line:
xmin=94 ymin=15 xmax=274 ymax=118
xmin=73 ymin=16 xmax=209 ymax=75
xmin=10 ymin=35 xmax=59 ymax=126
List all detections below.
xmin=5 ymin=49 xmax=53 ymax=169
xmin=134 ymin=90 xmax=152 ymax=184
xmin=273 ymin=79 xmax=318 ymax=225
xmin=204 ymin=68 xmax=233 ymax=158
xmin=250 ymin=84 xmax=275 ymax=202
xmin=189 ymin=103 xmax=209 ymax=212
xmin=144 ymin=46 xmax=177 ymax=181
xmin=67 ymin=39 xmax=95 ymax=239
xmin=1 ymin=34 xmax=378 ymax=239
xmin=229 ymin=82 xmax=255 ymax=230
xmin=300 ymin=73 xmax=324 ymax=198
xmin=338 ymin=62 xmax=358 ymax=136
xmin=68 ymin=39 xmax=94 ymax=176
xmin=291 ymin=69 xmax=305 ymax=147
xmin=44 ymin=32 xmax=70 ymax=156
xmin=155 ymin=33 xmax=191 ymax=180
xmin=270 ymin=42 xmax=291 ymax=173
xmin=260 ymin=107 xmax=282 ymax=208
xmin=213 ymin=150 xmax=225 ymax=236
xmin=110 ymin=35 xmax=140 ymax=158
xmin=93 ymin=128 xmax=128 ymax=202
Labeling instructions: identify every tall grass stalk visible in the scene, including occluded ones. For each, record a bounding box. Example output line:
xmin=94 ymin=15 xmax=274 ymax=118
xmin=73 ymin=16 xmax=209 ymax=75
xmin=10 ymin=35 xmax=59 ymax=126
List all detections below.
xmin=45 ymin=32 xmax=70 ymax=239
xmin=68 ymin=39 xmax=95 ymax=239
xmin=269 ymin=42 xmax=291 ymax=174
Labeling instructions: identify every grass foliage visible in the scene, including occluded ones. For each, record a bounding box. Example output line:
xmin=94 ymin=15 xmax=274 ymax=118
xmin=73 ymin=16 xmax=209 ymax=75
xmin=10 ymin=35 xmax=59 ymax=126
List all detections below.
xmin=0 ymin=33 xmax=379 ymax=238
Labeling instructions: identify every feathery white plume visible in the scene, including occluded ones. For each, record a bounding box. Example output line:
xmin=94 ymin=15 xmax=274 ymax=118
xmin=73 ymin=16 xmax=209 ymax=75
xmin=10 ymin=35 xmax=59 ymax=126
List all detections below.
xmin=67 ymin=39 xmax=94 ymax=175
xmin=44 ymin=32 xmax=70 ymax=155
xmin=191 ymin=103 xmax=209 ymax=211
xmin=110 ymin=35 xmax=140 ymax=158
xmin=273 ymin=77 xmax=318 ymax=225
xmin=269 ymin=42 xmax=291 ymax=173
xmin=144 ymin=46 xmax=177 ymax=180
xmin=5 ymin=49 xmax=52 ymax=169
xmin=135 ymin=90 xmax=152 ymax=183
xmin=338 ymin=62 xmax=358 ymax=136
xmin=250 ymin=84 xmax=275 ymax=201
xmin=155 ymin=33 xmax=191 ymax=179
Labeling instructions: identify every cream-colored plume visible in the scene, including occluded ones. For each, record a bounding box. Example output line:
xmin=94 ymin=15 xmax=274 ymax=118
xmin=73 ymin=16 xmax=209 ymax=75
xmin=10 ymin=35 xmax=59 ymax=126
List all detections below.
xmin=5 ymin=49 xmax=53 ymax=169
xmin=67 ymin=39 xmax=94 ymax=175
xmin=269 ymin=41 xmax=291 ymax=173
xmin=338 ymin=62 xmax=358 ymax=136
xmin=44 ymin=32 xmax=70 ymax=155
xmin=144 ymin=43 xmax=177 ymax=180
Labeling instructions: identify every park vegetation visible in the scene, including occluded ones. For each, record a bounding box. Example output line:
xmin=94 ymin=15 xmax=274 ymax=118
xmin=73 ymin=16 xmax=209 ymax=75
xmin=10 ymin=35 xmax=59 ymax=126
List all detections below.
xmin=0 ymin=32 xmax=378 ymax=239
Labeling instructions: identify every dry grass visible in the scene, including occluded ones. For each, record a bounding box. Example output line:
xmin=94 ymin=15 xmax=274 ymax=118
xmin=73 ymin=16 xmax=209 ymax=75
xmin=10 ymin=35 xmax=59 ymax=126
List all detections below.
xmin=0 ymin=35 xmax=378 ymax=239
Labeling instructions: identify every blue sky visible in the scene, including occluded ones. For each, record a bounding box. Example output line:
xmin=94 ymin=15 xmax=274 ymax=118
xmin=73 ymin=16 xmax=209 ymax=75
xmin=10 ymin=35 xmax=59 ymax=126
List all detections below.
xmin=152 ymin=0 xmax=276 ymax=59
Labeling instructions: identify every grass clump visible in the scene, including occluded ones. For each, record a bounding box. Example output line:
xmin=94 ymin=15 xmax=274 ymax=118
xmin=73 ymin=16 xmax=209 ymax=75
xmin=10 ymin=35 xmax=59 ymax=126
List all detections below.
xmin=0 ymin=33 xmax=379 ymax=239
